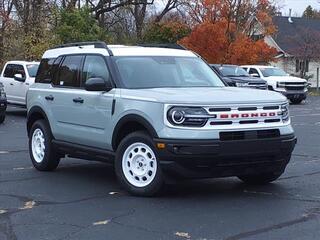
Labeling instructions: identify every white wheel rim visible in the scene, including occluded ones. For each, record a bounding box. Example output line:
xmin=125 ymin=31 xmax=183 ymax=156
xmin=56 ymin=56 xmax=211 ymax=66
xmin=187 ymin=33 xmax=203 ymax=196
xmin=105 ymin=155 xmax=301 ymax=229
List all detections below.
xmin=31 ymin=128 xmax=46 ymax=163
xmin=122 ymin=142 xmax=157 ymax=188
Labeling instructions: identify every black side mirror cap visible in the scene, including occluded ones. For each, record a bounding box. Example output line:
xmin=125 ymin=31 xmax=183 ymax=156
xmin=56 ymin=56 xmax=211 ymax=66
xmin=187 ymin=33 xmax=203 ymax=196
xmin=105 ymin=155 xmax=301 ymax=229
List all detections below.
xmin=84 ymin=77 xmax=112 ymax=91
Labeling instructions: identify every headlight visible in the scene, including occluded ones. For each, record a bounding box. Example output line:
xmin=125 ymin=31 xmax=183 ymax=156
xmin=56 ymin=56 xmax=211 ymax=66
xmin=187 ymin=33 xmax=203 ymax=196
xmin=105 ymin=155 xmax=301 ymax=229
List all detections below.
xmin=277 ymin=82 xmax=286 ymax=88
xmin=167 ymin=107 xmax=209 ymax=127
xmin=280 ymin=103 xmax=289 ymax=123
xmin=235 ymin=82 xmax=249 ymax=87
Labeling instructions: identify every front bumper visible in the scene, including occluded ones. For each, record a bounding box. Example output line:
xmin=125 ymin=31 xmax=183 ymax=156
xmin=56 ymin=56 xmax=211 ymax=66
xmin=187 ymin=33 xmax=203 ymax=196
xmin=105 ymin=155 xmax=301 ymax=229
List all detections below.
xmin=155 ymin=133 xmax=296 ymax=179
xmin=277 ymin=91 xmax=307 ymax=100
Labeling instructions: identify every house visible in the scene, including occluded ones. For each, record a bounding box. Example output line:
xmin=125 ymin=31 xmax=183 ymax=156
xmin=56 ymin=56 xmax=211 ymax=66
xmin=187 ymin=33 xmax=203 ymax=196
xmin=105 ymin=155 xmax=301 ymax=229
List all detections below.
xmin=248 ymin=12 xmax=320 ymax=87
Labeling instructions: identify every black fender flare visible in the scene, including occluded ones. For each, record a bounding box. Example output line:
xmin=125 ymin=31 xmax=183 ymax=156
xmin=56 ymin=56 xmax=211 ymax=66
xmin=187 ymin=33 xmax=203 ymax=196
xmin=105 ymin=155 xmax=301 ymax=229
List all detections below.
xmin=27 ymin=106 xmax=50 ymax=135
xmin=112 ymin=114 xmax=158 ymax=150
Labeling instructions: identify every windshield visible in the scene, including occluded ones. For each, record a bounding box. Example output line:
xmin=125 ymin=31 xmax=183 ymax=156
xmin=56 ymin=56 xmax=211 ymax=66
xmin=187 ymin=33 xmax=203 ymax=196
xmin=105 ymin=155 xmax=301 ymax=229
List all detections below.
xmin=114 ymin=57 xmax=225 ymax=89
xmin=218 ymin=66 xmax=249 ymax=77
xmin=27 ymin=64 xmax=39 ymax=77
xmin=260 ymin=67 xmax=288 ymax=77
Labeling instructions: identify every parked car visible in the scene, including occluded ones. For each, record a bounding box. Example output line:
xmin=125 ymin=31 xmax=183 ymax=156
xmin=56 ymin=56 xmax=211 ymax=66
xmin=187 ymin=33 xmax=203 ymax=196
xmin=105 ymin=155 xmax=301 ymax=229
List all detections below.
xmin=0 ymin=82 xmax=7 ymax=123
xmin=0 ymin=61 xmax=40 ymax=106
xmin=27 ymin=42 xmax=296 ymax=196
xmin=210 ymin=64 xmax=268 ymax=90
xmin=241 ymin=65 xmax=308 ymax=104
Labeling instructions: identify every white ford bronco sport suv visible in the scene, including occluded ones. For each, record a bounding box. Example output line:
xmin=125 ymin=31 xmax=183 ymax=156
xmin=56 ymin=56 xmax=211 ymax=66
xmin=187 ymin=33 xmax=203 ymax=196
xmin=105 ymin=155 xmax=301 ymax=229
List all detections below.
xmin=0 ymin=61 xmax=39 ymax=106
xmin=27 ymin=42 xmax=296 ymax=196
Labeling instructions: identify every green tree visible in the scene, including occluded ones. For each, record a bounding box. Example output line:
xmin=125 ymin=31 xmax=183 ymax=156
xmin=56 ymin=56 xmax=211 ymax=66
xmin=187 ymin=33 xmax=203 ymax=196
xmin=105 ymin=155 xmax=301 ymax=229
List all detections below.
xmin=302 ymin=5 xmax=320 ymax=19
xmin=55 ymin=7 xmax=108 ymax=43
xmin=143 ymin=21 xmax=190 ymax=44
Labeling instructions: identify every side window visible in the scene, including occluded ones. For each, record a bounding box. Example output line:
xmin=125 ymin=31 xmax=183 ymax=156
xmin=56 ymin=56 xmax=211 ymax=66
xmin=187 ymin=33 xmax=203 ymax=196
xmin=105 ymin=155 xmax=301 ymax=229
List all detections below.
xmin=54 ymin=55 xmax=82 ymax=87
xmin=81 ymin=55 xmax=110 ymax=86
xmin=3 ymin=64 xmax=14 ymax=78
xmin=249 ymin=68 xmax=260 ymax=76
xmin=242 ymin=67 xmax=248 ymax=71
xmin=35 ymin=59 xmax=55 ymax=83
xmin=4 ymin=64 xmax=25 ymax=78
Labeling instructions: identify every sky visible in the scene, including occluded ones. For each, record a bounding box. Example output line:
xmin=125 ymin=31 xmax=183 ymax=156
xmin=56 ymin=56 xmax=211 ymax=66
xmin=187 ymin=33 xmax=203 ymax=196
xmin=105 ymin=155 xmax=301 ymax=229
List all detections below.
xmin=281 ymin=0 xmax=320 ymax=16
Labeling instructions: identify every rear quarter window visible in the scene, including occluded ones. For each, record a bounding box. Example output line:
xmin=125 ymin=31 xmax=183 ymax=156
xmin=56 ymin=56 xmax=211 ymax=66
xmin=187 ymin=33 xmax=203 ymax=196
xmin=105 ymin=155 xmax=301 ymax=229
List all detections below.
xmin=35 ymin=59 xmax=55 ymax=83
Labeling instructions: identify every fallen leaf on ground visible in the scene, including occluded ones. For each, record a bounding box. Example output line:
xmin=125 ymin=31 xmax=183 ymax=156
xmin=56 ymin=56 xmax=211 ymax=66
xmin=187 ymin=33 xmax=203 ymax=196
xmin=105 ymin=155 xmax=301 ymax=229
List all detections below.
xmin=0 ymin=210 xmax=7 ymax=214
xmin=175 ymin=232 xmax=191 ymax=239
xmin=19 ymin=201 xmax=36 ymax=210
xmin=93 ymin=220 xmax=110 ymax=225
xmin=109 ymin=192 xmax=119 ymax=195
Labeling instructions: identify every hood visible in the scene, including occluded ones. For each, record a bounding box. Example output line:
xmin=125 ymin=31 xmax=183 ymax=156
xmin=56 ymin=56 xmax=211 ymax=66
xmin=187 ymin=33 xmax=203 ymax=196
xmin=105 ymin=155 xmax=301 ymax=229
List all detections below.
xmin=264 ymin=76 xmax=307 ymax=83
xmin=120 ymin=87 xmax=287 ymax=105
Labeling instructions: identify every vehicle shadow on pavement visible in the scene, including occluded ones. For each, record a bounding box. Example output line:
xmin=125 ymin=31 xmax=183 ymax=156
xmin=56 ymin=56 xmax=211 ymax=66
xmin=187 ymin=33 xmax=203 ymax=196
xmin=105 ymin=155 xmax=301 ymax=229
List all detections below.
xmin=6 ymin=107 xmax=27 ymax=117
xmin=53 ymin=159 xmax=288 ymax=199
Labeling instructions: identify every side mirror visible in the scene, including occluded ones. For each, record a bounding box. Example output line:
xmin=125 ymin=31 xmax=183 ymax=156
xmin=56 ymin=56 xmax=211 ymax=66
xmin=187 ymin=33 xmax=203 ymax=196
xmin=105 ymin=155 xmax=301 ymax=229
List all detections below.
xmin=250 ymin=73 xmax=259 ymax=78
xmin=84 ymin=77 xmax=112 ymax=91
xmin=14 ymin=73 xmax=25 ymax=82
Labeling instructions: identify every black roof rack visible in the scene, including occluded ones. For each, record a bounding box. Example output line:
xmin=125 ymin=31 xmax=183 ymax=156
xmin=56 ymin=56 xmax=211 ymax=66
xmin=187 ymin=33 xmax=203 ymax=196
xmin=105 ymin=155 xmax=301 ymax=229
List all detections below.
xmin=138 ymin=43 xmax=187 ymax=50
xmin=51 ymin=41 xmax=113 ymax=56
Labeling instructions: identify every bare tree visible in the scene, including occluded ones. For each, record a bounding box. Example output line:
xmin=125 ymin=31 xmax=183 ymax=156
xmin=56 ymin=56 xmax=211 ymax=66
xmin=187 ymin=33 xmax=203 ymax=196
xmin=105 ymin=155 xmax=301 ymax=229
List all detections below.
xmin=0 ymin=0 xmax=14 ymax=66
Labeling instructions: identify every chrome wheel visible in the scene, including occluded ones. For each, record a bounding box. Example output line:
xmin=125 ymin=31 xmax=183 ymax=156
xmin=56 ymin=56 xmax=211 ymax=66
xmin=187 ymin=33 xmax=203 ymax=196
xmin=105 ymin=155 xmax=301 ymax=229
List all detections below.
xmin=122 ymin=142 xmax=157 ymax=188
xmin=31 ymin=128 xmax=45 ymax=163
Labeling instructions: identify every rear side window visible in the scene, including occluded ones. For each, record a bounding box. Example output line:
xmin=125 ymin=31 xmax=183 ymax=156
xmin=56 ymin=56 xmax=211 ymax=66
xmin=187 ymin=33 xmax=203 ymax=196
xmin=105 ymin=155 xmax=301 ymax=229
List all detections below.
xmin=54 ymin=55 xmax=83 ymax=87
xmin=35 ymin=59 xmax=55 ymax=83
xmin=3 ymin=64 xmax=25 ymax=78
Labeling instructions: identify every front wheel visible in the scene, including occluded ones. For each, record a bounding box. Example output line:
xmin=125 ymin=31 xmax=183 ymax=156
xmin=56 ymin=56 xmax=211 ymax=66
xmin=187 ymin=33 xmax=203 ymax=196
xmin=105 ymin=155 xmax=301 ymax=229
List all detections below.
xmin=115 ymin=131 xmax=164 ymax=196
xmin=238 ymin=172 xmax=283 ymax=185
xmin=290 ymin=99 xmax=303 ymax=104
xmin=0 ymin=114 xmax=5 ymax=124
xmin=29 ymin=120 xmax=60 ymax=171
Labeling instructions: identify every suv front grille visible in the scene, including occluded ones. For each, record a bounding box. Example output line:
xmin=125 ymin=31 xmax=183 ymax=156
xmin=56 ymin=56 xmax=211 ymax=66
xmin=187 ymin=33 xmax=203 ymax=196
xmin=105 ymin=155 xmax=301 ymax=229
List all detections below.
xmin=206 ymin=104 xmax=282 ymax=127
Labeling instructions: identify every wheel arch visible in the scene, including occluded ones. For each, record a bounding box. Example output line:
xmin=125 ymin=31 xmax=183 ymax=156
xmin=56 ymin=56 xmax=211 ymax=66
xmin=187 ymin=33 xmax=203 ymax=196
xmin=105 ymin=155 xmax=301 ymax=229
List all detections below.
xmin=27 ymin=106 xmax=50 ymax=136
xmin=112 ymin=114 xmax=158 ymax=151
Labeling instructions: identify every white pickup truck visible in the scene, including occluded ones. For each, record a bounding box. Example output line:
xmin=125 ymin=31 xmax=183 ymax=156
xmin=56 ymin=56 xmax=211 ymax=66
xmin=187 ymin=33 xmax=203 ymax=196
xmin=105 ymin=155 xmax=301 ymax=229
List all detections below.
xmin=241 ymin=65 xmax=308 ymax=104
xmin=0 ymin=61 xmax=39 ymax=106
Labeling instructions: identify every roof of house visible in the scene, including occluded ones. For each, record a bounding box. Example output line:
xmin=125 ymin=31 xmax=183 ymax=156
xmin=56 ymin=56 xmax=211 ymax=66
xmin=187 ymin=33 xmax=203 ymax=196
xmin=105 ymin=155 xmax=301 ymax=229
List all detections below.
xmin=272 ymin=16 xmax=320 ymax=56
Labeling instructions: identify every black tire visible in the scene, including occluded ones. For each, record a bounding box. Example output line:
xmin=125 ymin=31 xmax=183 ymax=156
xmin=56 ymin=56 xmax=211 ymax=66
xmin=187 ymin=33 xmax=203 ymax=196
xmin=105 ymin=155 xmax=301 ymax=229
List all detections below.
xmin=29 ymin=120 xmax=60 ymax=171
xmin=0 ymin=114 xmax=5 ymax=124
xmin=290 ymin=99 xmax=303 ymax=104
xmin=115 ymin=131 xmax=164 ymax=197
xmin=238 ymin=172 xmax=283 ymax=185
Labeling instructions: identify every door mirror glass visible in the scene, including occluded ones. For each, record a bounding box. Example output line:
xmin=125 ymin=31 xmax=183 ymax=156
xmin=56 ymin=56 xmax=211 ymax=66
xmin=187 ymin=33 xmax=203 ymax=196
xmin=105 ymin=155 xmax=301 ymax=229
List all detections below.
xmin=85 ymin=77 xmax=112 ymax=91
xmin=14 ymin=73 xmax=25 ymax=82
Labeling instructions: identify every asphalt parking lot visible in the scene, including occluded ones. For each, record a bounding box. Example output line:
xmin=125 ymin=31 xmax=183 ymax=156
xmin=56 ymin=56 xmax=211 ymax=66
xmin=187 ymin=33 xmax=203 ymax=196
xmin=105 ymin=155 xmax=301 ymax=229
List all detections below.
xmin=0 ymin=96 xmax=320 ymax=240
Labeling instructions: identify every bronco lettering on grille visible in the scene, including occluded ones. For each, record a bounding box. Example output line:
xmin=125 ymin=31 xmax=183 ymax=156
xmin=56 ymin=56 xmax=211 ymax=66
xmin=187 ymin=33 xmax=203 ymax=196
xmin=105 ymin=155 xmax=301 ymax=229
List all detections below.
xmin=219 ymin=112 xmax=277 ymax=119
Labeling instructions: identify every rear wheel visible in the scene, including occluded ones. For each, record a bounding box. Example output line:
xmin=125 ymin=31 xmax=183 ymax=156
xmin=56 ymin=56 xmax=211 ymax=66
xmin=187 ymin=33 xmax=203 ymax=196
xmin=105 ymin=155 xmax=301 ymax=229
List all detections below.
xmin=115 ymin=131 xmax=164 ymax=196
xmin=238 ymin=172 xmax=283 ymax=185
xmin=0 ymin=114 xmax=5 ymax=124
xmin=29 ymin=120 xmax=60 ymax=171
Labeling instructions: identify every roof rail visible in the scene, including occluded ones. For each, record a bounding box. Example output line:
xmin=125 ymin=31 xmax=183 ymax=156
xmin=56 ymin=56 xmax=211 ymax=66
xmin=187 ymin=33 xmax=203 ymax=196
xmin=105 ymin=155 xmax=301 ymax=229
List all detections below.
xmin=51 ymin=41 xmax=113 ymax=56
xmin=138 ymin=43 xmax=187 ymax=50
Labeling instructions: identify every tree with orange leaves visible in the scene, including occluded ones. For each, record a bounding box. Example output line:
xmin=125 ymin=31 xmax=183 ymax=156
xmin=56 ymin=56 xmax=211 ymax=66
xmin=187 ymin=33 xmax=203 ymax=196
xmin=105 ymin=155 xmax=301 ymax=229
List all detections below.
xmin=179 ymin=0 xmax=278 ymax=64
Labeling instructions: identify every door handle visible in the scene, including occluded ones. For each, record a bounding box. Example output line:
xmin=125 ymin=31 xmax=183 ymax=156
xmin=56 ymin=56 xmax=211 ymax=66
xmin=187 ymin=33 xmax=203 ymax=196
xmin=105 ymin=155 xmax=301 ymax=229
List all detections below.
xmin=10 ymin=83 xmax=14 ymax=86
xmin=73 ymin=97 xmax=84 ymax=104
xmin=45 ymin=95 xmax=54 ymax=101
